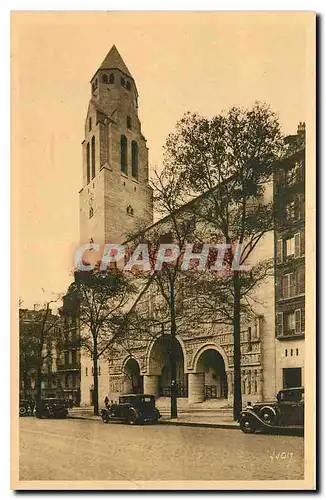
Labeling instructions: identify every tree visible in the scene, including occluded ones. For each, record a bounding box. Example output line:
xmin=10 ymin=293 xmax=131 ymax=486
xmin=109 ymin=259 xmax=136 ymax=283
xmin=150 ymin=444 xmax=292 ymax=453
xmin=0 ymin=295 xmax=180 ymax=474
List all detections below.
xmin=162 ymin=102 xmax=284 ymax=419
xmin=19 ymin=300 xmax=62 ymax=406
xmin=125 ymin=167 xmax=201 ymax=418
xmin=64 ymin=267 xmax=136 ymax=415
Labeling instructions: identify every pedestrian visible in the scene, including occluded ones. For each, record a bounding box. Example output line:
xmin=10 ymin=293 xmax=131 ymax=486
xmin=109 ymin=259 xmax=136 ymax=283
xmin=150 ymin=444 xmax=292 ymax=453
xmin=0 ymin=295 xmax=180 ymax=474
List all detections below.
xmin=29 ymin=398 xmax=35 ymax=415
xmin=104 ymin=396 xmax=109 ymax=408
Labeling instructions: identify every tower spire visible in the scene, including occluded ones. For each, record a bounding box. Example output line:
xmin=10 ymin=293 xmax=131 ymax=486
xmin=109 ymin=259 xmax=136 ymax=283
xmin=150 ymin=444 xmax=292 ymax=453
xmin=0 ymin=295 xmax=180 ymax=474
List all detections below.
xmin=98 ymin=45 xmax=132 ymax=77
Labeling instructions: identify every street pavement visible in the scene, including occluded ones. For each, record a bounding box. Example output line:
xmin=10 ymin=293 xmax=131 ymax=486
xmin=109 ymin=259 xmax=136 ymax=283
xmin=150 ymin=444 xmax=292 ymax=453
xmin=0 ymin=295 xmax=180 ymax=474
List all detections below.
xmin=19 ymin=417 xmax=304 ymax=483
xmin=68 ymin=406 xmax=237 ymax=427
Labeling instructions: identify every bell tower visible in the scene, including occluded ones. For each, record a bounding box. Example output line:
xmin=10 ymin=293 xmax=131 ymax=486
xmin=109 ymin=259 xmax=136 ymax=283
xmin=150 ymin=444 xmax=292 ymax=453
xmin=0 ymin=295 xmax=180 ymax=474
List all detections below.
xmin=79 ymin=45 xmax=153 ymax=246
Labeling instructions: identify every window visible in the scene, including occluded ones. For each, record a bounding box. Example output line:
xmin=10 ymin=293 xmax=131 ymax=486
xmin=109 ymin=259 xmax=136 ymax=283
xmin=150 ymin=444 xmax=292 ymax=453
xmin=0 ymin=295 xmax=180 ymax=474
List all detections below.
xmin=300 ymin=230 xmax=305 ymax=256
xmin=98 ymin=366 xmax=101 ymax=376
xmin=280 ymin=273 xmax=295 ymax=298
xmin=280 ymin=269 xmax=305 ymax=299
xmin=89 ymin=117 xmax=92 ymax=131
xmin=297 ymin=266 xmax=305 ymax=294
xmin=277 ymin=308 xmax=305 ymax=337
xmin=283 ymin=368 xmax=302 ymax=389
xmin=131 ymin=141 xmax=138 ymax=178
xmin=86 ymin=142 xmax=90 ymax=184
xmin=91 ymin=136 xmax=96 ymax=179
xmin=277 ymin=239 xmax=283 ymax=263
xmin=85 ymin=367 xmax=88 ymax=376
xmin=301 ymin=308 xmax=305 ymax=332
xmin=89 ymin=207 xmax=94 ymax=218
xmin=298 ymin=194 xmax=305 ymax=220
xmin=159 ymin=231 xmax=173 ymax=244
xmin=126 ymin=81 xmax=131 ymax=91
xmin=109 ymin=73 xmax=115 ymax=84
xmin=284 ymin=311 xmax=295 ymax=335
xmin=247 ymin=327 xmax=252 ymax=351
xmin=121 ymin=77 xmax=125 ymax=87
xmin=126 ymin=205 xmax=134 ymax=216
xmin=286 ymin=237 xmax=295 ymax=257
xmin=120 ymin=135 xmax=128 ymax=174
xmin=92 ymin=78 xmax=98 ymax=93
xmin=276 ymin=313 xmax=283 ymax=336
xmin=285 ymin=201 xmax=295 ymax=221
xmin=285 ymin=195 xmax=304 ymax=222
xmin=102 ymin=73 xmax=108 ymax=84
xmin=285 ymin=349 xmax=288 ymax=357
xmin=127 ymin=116 xmax=132 ymax=129
xmin=294 ymin=233 xmax=301 ymax=258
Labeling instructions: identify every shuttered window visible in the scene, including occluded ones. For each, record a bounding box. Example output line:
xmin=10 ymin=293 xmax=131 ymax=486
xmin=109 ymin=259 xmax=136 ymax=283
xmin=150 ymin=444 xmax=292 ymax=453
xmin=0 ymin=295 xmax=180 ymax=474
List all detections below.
xmin=301 ymin=230 xmax=305 ymax=256
xmin=276 ymin=312 xmax=283 ymax=336
xmin=294 ymin=233 xmax=301 ymax=258
xmin=295 ymin=309 xmax=302 ymax=334
xmin=296 ymin=267 xmax=305 ymax=294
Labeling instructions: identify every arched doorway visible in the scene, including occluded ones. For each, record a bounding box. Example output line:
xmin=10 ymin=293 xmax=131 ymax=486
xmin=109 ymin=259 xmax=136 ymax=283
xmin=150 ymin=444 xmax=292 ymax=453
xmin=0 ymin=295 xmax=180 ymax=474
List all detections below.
xmin=194 ymin=348 xmax=228 ymax=400
xmin=122 ymin=358 xmax=143 ymax=394
xmin=147 ymin=336 xmax=187 ymax=397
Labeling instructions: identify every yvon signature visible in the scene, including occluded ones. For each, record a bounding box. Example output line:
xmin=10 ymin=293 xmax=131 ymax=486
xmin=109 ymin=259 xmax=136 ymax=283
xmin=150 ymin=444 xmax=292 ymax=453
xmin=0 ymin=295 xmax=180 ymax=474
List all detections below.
xmin=270 ymin=449 xmax=294 ymax=463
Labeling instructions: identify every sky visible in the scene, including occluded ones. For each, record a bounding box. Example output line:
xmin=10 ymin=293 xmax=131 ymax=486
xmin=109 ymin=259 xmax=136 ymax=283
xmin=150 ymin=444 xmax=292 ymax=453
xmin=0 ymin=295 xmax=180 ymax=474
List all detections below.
xmin=12 ymin=11 xmax=314 ymax=308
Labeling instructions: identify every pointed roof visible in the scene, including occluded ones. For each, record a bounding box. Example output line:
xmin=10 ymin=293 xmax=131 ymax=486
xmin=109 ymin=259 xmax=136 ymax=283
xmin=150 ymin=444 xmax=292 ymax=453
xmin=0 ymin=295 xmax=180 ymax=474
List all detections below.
xmin=98 ymin=45 xmax=132 ymax=77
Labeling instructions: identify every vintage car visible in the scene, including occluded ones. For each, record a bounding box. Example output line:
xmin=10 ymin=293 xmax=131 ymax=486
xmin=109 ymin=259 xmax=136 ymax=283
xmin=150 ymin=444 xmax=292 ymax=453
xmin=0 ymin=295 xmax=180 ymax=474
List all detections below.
xmin=19 ymin=399 xmax=33 ymax=416
xmin=239 ymin=387 xmax=304 ymax=434
xmin=101 ymin=394 xmax=161 ymax=425
xmin=35 ymin=398 xmax=69 ymax=419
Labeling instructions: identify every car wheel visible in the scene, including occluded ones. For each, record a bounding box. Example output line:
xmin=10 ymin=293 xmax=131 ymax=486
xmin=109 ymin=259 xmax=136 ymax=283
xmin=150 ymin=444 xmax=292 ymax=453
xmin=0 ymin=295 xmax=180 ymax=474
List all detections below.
xmin=240 ymin=416 xmax=256 ymax=434
xmin=259 ymin=407 xmax=277 ymax=426
xmin=127 ymin=410 xmax=138 ymax=425
xmin=19 ymin=406 xmax=27 ymax=416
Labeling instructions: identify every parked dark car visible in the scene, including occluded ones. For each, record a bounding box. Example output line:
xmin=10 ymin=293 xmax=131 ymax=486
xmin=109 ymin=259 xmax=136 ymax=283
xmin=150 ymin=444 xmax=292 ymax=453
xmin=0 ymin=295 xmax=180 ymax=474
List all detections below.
xmin=101 ymin=394 xmax=161 ymax=425
xmin=19 ymin=399 xmax=32 ymax=416
xmin=36 ymin=398 xmax=69 ymax=419
xmin=239 ymin=387 xmax=304 ymax=434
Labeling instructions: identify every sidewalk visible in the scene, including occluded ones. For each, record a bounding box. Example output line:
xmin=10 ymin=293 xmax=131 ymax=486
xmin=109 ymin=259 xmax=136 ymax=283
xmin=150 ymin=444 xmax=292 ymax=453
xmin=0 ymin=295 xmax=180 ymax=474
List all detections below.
xmin=68 ymin=407 xmax=239 ymax=429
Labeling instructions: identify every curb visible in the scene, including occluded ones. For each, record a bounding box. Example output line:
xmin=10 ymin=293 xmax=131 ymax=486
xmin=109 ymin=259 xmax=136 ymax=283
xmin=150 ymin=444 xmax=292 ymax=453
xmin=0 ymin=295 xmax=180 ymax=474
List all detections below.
xmin=67 ymin=414 xmax=239 ymax=429
xmin=157 ymin=420 xmax=239 ymax=429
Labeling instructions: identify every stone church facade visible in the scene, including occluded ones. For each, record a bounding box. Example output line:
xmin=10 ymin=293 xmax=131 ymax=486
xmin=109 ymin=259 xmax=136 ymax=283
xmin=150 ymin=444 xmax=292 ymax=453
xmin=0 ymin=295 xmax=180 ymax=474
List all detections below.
xmin=79 ymin=46 xmax=277 ymax=407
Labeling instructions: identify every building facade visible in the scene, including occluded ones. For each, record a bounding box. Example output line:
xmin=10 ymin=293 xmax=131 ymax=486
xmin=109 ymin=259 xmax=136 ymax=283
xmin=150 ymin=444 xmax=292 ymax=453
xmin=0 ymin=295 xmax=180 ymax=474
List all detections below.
xmin=77 ymin=46 xmax=305 ymax=407
xmin=56 ymin=313 xmax=81 ymax=405
xmin=274 ymin=124 xmax=305 ymax=392
xmin=19 ymin=307 xmax=64 ymax=400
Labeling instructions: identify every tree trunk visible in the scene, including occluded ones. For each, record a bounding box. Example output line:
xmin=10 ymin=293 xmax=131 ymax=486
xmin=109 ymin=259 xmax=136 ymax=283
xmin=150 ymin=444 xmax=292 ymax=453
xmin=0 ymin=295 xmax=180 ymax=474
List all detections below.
xmin=35 ymin=365 xmax=43 ymax=410
xmin=93 ymin=339 xmax=99 ymax=416
xmin=22 ymin=370 xmax=28 ymax=399
xmin=233 ymin=271 xmax=242 ymax=421
xmin=170 ymin=278 xmax=178 ymax=419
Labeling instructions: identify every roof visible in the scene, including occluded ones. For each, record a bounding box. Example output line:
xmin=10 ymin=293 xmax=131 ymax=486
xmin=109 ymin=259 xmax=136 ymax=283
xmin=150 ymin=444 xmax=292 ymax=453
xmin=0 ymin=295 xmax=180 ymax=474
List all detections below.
xmin=91 ymin=45 xmax=132 ymax=81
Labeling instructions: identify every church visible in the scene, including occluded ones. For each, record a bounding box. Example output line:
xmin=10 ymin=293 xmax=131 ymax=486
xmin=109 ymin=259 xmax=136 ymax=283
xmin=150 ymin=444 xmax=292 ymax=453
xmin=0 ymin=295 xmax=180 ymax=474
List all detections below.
xmin=76 ymin=46 xmax=304 ymax=408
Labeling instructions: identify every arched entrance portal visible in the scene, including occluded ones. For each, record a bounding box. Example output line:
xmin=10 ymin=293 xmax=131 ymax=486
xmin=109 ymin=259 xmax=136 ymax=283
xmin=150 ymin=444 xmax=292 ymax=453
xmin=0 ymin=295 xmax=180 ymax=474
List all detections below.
xmin=146 ymin=336 xmax=187 ymax=397
xmin=122 ymin=358 xmax=143 ymax=394
xmin=189 ymin=346 xmax=228 ymax=403
xmin=197 ymin=349 xmax=228 ymax=399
